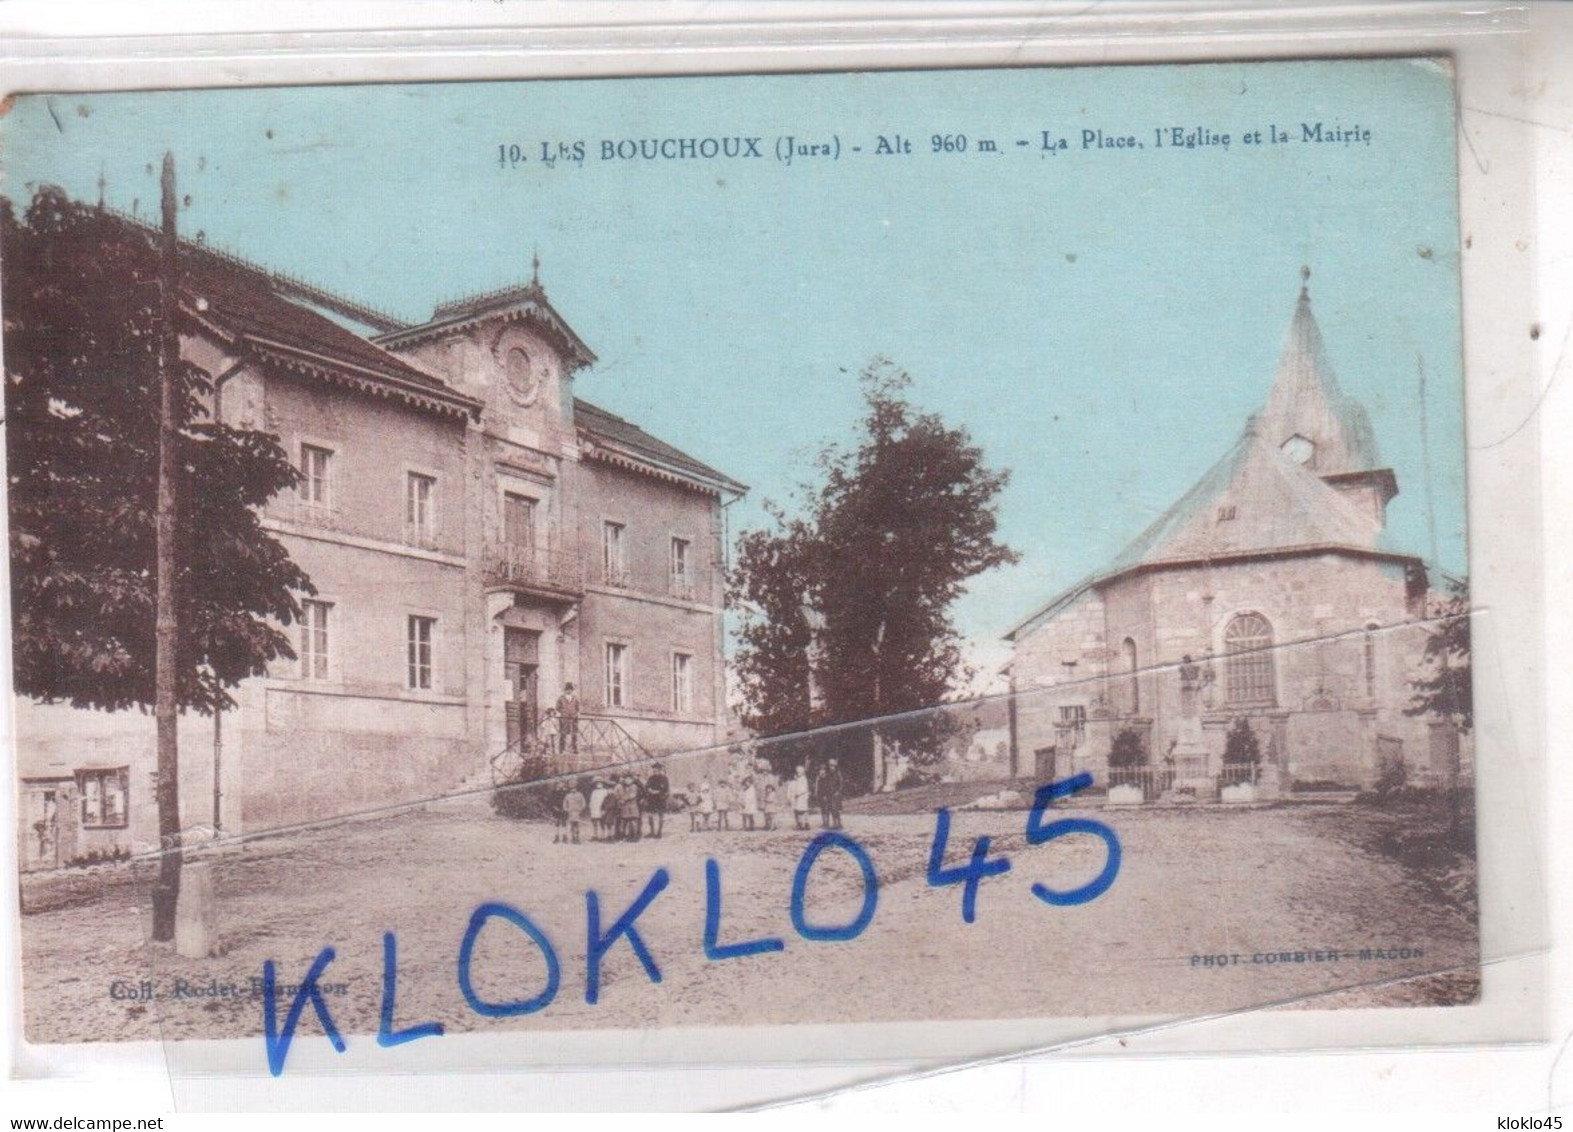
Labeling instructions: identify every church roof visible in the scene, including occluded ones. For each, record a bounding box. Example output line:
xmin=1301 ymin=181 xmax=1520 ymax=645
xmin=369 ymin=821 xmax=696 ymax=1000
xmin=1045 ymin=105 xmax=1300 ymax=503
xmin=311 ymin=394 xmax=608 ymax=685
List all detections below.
xmin=1104 ymin=425 xmax=1383 ymax=572
xmin=1003 ymin=274 xmax=1421 ymax=643
xmin=1003 ymin=430 xmax=1416 ymax=641
xmin=1256 ymin=272 xmax=1381 ymax=474
xmin=575 ymin=398 xmax=747 ymax=495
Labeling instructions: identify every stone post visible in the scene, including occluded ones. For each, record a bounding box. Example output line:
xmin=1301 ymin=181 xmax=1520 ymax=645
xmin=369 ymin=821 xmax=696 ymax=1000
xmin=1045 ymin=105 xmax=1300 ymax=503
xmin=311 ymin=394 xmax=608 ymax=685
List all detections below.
xmin=174 ymin=860 xmax=218 ymax=959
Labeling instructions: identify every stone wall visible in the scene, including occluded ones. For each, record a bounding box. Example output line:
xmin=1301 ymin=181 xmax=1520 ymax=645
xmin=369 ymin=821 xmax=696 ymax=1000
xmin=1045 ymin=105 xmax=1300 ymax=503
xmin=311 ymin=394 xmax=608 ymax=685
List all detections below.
xmin=1010 ymin=552 xmax=1457 ymax=792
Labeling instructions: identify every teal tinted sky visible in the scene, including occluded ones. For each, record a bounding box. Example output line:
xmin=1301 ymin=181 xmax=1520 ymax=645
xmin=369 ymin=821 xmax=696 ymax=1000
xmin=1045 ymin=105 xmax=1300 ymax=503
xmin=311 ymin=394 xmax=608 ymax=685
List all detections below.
xmin=0 ymin=60 xmax=1465 ymax=660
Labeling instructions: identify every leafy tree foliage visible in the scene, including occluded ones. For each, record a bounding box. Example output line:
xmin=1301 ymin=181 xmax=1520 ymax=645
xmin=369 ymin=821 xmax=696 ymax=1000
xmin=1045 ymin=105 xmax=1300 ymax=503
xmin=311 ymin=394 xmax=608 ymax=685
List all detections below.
xmin=4 ymin=187 xmax=313 ymax=715
xmin=730 ymin=361 xmax=1017 ymax=792
xmin=1222 ymin=717 xmax=1261 ymax=766
xmin=1406 ymin=576 xmax=1472 ymax=735
xmin=1107 ymin=727 xmax=1148 ymax=769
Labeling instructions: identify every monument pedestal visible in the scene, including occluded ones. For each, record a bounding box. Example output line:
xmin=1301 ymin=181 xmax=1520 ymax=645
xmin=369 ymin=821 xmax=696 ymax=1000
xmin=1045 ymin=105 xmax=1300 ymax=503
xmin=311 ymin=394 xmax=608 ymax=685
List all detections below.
xmin=1171 ymin=714 xmax=1215 ymax=801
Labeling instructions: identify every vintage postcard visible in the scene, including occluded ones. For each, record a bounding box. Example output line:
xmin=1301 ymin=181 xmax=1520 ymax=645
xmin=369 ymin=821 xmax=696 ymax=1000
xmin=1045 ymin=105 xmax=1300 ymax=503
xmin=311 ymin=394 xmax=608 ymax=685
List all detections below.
xmin=2 ymin=58 xmax=1506 ymax=1072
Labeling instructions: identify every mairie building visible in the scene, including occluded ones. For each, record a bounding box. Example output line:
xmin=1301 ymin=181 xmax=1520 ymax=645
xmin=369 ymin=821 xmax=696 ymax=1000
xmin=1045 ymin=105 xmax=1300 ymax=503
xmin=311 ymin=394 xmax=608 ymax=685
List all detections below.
xmin=16 ymin=223 xmax=744 ymax=870
xmin=1003 ymin=275 xmax=1467 ymax=801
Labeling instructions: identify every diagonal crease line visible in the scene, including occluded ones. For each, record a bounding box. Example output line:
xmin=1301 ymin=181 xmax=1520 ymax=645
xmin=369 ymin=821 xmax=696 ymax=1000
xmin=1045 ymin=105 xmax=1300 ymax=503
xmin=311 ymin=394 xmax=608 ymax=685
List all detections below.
xmin=1022 ymin=606 xmax=1481 ymax=695
xmin=74 ymin=603 xmax=1487 ymax=868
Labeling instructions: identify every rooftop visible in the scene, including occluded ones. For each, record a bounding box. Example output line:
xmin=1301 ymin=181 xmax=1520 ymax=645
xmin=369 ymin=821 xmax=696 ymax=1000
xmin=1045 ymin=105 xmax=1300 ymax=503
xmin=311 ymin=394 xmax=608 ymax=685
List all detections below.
xmin=1004 ymin=273 xmax=1420 ymax=642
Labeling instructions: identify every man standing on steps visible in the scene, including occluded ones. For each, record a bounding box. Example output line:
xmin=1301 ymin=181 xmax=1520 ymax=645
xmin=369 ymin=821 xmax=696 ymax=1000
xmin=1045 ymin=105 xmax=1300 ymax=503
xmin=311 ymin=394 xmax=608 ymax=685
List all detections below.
xmin=556 ymin=682 xmax=580 ymax=757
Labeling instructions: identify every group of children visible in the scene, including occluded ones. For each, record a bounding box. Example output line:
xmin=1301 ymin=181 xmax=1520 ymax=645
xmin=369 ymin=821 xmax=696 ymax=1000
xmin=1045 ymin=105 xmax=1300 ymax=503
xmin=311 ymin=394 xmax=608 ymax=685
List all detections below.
xmin=684 ymin=766 xmax=815 ymax=832
xmin=552 ymin=766 xmax=670 ymax=844
xmin=551 ymin=760 xmax=842 ymax=842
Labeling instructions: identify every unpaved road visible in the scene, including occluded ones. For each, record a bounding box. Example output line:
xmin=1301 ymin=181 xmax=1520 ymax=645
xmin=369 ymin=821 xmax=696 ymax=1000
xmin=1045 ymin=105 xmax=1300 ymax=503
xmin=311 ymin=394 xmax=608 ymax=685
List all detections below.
xmin=20 ymin=800 xmax=1478 ymax=1048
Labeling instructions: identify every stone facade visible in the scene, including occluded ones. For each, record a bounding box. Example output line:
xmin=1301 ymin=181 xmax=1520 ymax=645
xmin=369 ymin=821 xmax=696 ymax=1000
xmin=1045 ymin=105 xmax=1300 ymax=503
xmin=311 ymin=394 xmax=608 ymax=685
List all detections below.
xmin=15 ymin=248 xmax=742 ymax=869
xmin=1005 ymin=278 xmax=1468 ymax=799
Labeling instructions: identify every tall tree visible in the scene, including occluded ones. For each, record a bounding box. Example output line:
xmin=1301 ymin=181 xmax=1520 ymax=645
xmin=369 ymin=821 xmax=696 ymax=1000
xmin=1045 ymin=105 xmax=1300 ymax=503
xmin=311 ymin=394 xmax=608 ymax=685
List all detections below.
xmin=730 ymin=361 xmax=1017 ymax=793
xmin=4 ymin=186 xmax=313 ymax=931
xmin=1406 ymin=575 xmax=1472 ymax=734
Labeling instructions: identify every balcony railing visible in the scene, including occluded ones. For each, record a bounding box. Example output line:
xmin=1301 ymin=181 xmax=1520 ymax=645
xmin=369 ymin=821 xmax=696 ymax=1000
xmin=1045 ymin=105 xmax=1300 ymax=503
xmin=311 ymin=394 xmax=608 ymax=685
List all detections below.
xmin=485 ymin=540 xmax=584 ymax=597
xmin=490 ymin=713 xmax=654 ymax=784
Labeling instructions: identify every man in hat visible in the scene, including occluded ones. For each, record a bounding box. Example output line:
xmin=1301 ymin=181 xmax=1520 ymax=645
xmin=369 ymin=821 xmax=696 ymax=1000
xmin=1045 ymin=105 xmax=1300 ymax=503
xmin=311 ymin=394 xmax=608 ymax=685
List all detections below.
xmin=556 ymin=682 xmax=581 ymax=756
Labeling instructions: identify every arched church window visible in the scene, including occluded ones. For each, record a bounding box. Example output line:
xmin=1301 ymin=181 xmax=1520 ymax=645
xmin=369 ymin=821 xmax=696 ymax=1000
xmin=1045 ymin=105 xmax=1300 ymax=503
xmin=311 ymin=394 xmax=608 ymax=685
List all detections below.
xmin=1123 ymin=637 xmax=1140 ymax=715
xmin=1223 ymin=613 xmax=1275 ymax=706
xmin=1363 ymin=623 xmax=1379 ymax=700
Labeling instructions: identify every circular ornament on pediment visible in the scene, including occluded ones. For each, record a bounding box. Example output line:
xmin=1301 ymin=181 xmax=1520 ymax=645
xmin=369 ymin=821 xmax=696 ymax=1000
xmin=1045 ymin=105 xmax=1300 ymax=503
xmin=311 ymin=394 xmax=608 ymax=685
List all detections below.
xmin=502 ymin=344 xmax=541 ymax=406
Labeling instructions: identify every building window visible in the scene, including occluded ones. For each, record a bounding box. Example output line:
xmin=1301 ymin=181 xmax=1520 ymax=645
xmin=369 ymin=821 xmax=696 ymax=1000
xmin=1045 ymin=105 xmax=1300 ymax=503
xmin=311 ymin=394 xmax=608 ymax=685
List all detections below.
xmin=1217 ymin=504 xmax=1237 ymax=522
xmin=1057 ymin=704 xmax=1087 ymax=749
xmin=1363 ymin=623 xmax=1379 ymax=700
xmin=1123 ymin=637 xmax=1140 ymax=714
xmin=503 ymin=492 xmax=537 ymax=549
xmin=406 ymin=473 xmax=436 ymax=544
xmin=670 ymin=537 xmax=692 ymax=598
xmin=78 ymin=768 xmax=129 ymax=830
xmin=301 ymin=599 xmax=332 ymax=681
xmin=604 ymin=642 xmax=627 ymax=708
xmin=672 ymin=652 xmax=693 ymax=714
xmin=407 ymin=615 xmax=435 ymax=691
xmin=1223 ymin=612 xmax=1276 ymax=706
xmin=299 ymin=443 xmax=333 ymax=506
xmin=603 ymin=521 xmax=628 ymax=586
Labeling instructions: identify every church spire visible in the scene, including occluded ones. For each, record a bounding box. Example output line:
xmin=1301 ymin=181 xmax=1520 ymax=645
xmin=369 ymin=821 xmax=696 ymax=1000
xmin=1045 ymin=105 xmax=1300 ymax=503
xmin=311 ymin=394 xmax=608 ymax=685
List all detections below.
xmin=1254 ymin=268 xmax=1380 ymax=476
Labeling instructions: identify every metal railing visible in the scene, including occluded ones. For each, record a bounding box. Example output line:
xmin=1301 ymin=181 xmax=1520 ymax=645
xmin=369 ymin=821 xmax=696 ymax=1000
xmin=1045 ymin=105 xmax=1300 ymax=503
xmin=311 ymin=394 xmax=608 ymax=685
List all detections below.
xmin=489 ymin=712 xmax=653 ymax=784
xmin=485 ymin=540 xmax=584 ymax=595
xmin=1216 ymin=763 xmax=1262 ymax=790
xmin=1106 ymin=764 xmax=1176 ymax=801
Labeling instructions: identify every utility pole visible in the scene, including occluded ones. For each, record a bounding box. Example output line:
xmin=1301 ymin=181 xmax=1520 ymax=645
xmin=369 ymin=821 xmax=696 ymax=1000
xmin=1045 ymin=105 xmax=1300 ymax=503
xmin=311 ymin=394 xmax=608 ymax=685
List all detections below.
xmin=151 ymin=152 xmax=183 ymax=942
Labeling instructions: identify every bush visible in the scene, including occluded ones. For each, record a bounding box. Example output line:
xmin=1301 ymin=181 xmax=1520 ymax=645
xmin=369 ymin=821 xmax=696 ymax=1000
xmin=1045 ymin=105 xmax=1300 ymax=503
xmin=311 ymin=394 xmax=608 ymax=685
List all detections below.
xmin=897 ymin=765 xmax=940 ymax=790
xmin=1108 ymin=727 xmax=1147 ymax=769
xmin=490 ymin=754 xmax=561 ymax=821
xmin=1374 ymin=748 xmax=1408 ymax=799
xmin=65 ymin=846 xmax=131 ymax=868
xmin=1223 ymin=717 xmax=1260 ymax=766
xmin=1291 ymin=778 xmax=1354 ymax=793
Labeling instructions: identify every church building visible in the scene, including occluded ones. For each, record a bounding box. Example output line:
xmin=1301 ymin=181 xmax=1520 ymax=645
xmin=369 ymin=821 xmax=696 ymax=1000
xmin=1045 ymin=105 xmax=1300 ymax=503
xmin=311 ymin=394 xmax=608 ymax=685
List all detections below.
xmin=16 ymin=217 xmax=743 ymax=870
xmin=1003 ymin=273 xmax=1465 ymax=800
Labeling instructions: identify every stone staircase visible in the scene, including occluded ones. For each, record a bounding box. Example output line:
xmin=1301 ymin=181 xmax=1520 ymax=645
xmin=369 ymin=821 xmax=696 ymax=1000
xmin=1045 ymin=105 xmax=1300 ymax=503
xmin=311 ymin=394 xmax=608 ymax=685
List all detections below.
xmin=440 ymin=715 xmax=656 ymax=813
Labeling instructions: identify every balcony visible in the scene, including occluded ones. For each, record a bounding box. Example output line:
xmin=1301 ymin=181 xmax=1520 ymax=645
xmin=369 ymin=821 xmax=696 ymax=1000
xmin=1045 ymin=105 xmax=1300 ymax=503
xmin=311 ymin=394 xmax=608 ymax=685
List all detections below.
xmin=484 ymin=540 xmax=584 ymax=600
